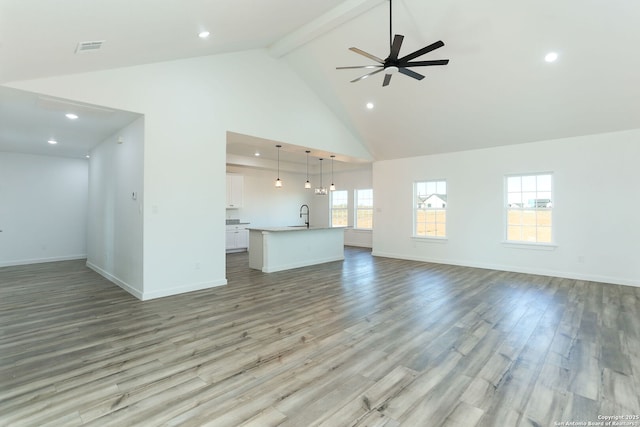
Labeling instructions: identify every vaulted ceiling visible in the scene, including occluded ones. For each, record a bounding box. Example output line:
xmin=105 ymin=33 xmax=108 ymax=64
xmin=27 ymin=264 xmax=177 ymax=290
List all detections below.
xmin=1 ymin=0 xmax=639 ymax=161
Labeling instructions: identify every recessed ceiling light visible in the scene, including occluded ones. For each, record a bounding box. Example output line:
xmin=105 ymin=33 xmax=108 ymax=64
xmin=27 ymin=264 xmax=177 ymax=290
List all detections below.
xmin=85 ymin=154 xmax=90 ymax=159
xmin=65 ymin=113 xmax=78 ymax=120
xmin=366 ymin=102 xmax=374 ymax=110
xmin=254 ymin=151 xmax=260 ymax=157
xmin=545 ymin=52 xmax=559 ymax=63
xmin=198 ymin=31 xmax=210 ymax=39
xmin=48 ymin=139 xmax=58 ymax=145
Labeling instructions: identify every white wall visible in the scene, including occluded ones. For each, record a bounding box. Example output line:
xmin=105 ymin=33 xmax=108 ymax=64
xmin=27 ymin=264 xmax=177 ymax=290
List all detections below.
xmin=86 ymin=117 xmax=144 ymax=297
xmin=0 ymin=152 xmax=87 ymax=266
xmin=226 ymin=166 xmax=314 ymax=227
xmin=373 ymin=129 xmax=640 ymax=287
xmin=9 ymin=49 xmax=370 ymax=299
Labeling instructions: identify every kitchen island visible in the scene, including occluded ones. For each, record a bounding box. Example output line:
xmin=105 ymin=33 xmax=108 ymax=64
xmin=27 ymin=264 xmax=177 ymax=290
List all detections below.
xmin=247 ymin=226 xmax=344 ymax=273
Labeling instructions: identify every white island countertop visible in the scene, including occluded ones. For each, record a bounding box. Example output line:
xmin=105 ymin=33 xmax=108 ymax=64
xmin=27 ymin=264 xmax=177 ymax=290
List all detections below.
xmin=247 ymin=226 xmax=342 ymax=232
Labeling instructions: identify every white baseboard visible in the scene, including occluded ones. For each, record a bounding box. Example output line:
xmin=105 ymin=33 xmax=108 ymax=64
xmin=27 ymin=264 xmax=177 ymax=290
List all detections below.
xmin=0 ymin=254 xmax=87 ymax=268
xmin=371 ymin=250 xmax=640 ymax=288
xmin=344 ymin=241 xmax=373 ymax=249
xmin=86 ymin=261 xmax=144 ymax=300
xmin=86 ymin=261 xmax=228 ymax=301
xmin=261 ymin=255 xmax=344 ymax=273
xmin=140 ymin=279 xmax=227 ymax=301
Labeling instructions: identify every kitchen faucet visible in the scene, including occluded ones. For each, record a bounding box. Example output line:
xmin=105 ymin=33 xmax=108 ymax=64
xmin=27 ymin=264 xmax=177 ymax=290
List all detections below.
xmin=299 ymin=204 xmax=310 ymax=228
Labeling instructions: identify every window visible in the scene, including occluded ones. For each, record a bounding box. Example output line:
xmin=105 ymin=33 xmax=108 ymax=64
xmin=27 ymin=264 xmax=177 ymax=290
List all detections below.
xmin=354 ymin=189 xmax=373 ymax=229
xmin=414 ymin=180 xmax=447 ymax=237
xmin=330 ymin=190 xmax=348 ymax=227
xmin=506 ymin=173 xmax=553 ymax=243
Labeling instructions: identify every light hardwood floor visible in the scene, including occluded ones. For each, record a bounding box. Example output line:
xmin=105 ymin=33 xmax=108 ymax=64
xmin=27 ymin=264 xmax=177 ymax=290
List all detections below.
xmin=1 ymin=248 xmax=640 ymax=426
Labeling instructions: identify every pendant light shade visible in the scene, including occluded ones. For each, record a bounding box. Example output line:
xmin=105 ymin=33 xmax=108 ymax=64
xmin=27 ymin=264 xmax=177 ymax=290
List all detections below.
xmin=304 ymin=150 xmax=311 ymax=189
xmin=275 ymin=145 xmax=282 ymax=188
xmin=329 ymin=155 xmax=336 ymax=191
xmin=314 ymin=158 xmax=327 ymax=195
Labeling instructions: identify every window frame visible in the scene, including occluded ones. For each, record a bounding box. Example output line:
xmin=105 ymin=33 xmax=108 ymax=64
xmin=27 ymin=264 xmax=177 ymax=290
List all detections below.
xmin=330 ymin=189 xmax=349 ymax=228
xmin=504 ymin=172 xmax=555 ymax=246
xmin=354 ymin=188 xmax=373 ymax=230
xmin=413 ymin=179 xmax=448 ymax=239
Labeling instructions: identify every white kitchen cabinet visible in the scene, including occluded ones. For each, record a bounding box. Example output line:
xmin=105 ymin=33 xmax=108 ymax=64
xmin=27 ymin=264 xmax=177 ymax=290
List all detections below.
xmin=226 ymin=224 xmax=249 ymax=252
xmin=226 ymin=174 xmax=244 ymax=209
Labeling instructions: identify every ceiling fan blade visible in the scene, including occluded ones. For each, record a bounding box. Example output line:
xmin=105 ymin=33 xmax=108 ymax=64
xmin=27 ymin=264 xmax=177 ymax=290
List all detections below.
xmin=389 ymin=34 xmax=404 ymax=61
xmin=398 ymin=67 xmax=425 ymax=80
xmin=398 ymin=40 xmax=445 ymax=63
xmin=383 ymin=74 xmax=392 ymax=87
xmin=351 ymin=68 xmax=385 ymax=83
xmin=349 ymin=47 xmax=384 ymax=64
xmin=401 ymin=59 xmax=449 ymax=67
xmin=336 ymin=65 xmax=384 ymax=70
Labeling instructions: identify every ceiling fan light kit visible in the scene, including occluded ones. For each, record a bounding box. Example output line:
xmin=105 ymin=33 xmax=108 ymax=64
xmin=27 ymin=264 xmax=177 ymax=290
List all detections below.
xmin=337 ymin=0 xmax=449 ymax=87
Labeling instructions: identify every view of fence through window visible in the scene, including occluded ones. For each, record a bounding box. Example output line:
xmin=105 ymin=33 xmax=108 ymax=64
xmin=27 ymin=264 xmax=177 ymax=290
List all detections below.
xmin=415 ymin=180 xmax=447 ymax=237
xmin=506 ymin=173 xmax=553 ymax=243
xmin=355 ymin=189 xmax=373 ymax=229
xmin=330 ymin=190 xmax=348 ymax=227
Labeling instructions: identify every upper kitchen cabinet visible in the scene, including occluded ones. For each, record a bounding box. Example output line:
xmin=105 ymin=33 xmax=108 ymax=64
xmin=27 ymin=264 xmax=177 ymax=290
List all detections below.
xmin=226 ymin=174 xmax=244 ymax=209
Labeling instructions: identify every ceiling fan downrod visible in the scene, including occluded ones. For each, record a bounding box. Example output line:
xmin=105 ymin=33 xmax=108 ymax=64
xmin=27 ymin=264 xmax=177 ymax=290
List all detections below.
xmin=389 ymin=0 xmax=393 ymax=51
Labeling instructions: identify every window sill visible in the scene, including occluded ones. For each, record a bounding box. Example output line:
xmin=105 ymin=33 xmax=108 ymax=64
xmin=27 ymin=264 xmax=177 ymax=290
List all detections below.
xmin=501 ymin=241 xmax=557 ymax=251
xmin=411 ymin=236 xmax=448 ymax=244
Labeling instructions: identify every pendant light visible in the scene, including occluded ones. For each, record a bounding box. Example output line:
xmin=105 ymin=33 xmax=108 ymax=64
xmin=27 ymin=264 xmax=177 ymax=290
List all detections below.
xmin=304 ymin=150 xmax=311 ymax=189
xmin=330 ymin=155 xmax=336 ymax=191
xmin=275 ymin=145 xmax=282 ymax=188
xmin=314 ymin=158 xmax=327 ymax=195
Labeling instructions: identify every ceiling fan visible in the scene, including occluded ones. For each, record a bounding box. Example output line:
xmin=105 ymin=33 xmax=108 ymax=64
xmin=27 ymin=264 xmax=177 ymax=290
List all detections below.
xmin=337 ymin=0 xmax=449 ymax=87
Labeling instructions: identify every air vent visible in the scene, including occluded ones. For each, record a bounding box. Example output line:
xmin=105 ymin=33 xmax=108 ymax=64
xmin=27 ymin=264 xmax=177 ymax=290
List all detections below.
xmin=75 ymin=40 xmax=104 ymax=54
